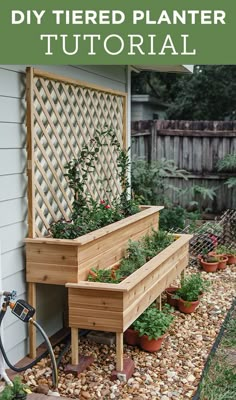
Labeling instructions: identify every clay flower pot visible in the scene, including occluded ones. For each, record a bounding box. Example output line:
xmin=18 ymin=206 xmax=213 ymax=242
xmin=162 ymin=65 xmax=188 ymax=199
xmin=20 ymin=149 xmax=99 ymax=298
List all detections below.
xmin=124 ymin=328 xmax=139 ymax=346
xmin=139 ymin=334 xmax=165 ymax=352
xmin=165 ymin=287 xmax=179 ymax=307
xmin=217 ymin=256 xmax=228 ymax=270
xmin=227 ymin=254 xmax=236 ymax=265
xmin=177 ymin=298 xmax=200 ymax=314
xmin=200 ymin=259 xmax=218 ymax=273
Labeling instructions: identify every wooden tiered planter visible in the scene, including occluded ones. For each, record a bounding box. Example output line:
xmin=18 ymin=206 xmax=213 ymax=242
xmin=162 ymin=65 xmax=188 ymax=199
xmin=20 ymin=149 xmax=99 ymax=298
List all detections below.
xmin=25 ymin=206 xmax=163 ymax=356
xmin=66 ymin=233 xmax=192 ymax=371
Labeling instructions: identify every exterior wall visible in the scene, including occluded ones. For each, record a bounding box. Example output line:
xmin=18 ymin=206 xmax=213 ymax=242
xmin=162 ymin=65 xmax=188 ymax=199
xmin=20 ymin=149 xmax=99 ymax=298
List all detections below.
xmin=131 ymin=103 xmax=166 ymax=121
xmin=0 ymin=64 xmax=127 ymax=363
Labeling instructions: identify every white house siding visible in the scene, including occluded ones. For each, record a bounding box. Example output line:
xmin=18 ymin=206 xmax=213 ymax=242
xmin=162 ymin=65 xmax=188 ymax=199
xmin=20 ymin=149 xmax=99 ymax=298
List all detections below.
xmin=131 ymin=103 xmax=166 ymax=121
xmin=0 ymin=65 xmax=127 ymax=363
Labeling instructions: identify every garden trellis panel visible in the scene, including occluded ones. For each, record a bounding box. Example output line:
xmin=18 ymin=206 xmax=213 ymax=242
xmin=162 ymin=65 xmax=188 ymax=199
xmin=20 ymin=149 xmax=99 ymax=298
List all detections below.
xmin=26 ymin=67 xmax=127 ymax=238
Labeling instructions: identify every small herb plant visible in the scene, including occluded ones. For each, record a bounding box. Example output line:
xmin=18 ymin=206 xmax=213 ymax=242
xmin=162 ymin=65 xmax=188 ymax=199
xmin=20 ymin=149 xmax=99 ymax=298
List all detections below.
xmin=175 ymin=273 xmax=210 ymax=302
xmin=133 ymin=304 xmax=174 ymax=340
xmin=87 ymin=230 xmax=174 ymax=284
xmin=49 ymin=128 xmax=139 ymax=239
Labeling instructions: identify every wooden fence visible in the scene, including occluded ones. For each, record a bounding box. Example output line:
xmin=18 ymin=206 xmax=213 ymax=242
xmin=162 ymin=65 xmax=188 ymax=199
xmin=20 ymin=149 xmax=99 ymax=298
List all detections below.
xmin=131 ymin=120 xmax=236 ymax=212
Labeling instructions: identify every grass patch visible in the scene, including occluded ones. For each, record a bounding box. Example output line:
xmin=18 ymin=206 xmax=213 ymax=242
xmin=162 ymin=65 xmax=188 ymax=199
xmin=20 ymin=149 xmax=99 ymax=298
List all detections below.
xmin=200 ymin=306 xmax=236 ymax=400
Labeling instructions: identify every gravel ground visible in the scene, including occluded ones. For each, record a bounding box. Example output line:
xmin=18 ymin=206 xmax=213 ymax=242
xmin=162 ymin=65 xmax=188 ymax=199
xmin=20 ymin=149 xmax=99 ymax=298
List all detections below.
xmin=23 ymin=264 xmax=236 ymax=400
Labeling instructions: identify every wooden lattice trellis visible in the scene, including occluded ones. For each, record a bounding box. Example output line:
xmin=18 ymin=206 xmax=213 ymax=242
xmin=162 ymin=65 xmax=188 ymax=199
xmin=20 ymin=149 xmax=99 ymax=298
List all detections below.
xmin=26 ymin=67 xmax=127 ymax=238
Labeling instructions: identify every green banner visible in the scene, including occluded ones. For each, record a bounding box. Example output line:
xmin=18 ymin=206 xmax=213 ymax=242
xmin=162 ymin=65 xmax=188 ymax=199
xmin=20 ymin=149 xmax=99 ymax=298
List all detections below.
xmin=1 ymin=0 xmax=235 ymax=64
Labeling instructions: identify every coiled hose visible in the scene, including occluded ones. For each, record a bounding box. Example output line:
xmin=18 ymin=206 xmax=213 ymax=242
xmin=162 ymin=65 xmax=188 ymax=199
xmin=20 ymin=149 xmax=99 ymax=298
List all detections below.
xmin=0 ymin=308 xmax=58 ymax=389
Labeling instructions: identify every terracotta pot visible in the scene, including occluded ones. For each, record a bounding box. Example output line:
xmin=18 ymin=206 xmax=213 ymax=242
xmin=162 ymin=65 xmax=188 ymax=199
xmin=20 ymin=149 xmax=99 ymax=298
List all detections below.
xmin=227 ymin=254 xmax=236 ymax=265
xmin=208 ymin=251 xmax=216 ymax=256
xmin=200 ymin=259 xmax=218 ymax=273
xmin=165 ymin=287 xmax=179 ymax=307
xmin=139 ymin=334 xmax=165 ymax=352
xmin=177 ymin=298 xmax=200 ymax=314
xmin=124 ymin=328 xmax=139 ymax=346
xmin=217 ymin=256 xmax=228 ymax=270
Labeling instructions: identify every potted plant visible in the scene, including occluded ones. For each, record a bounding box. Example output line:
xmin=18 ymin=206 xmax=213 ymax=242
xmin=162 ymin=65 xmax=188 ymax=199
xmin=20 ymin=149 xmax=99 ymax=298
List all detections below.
xmin=200 ymin=255 xmax=219 ymax=273
xmin=209 ymin=244 xmax=228 ymax=258
xmin=0 ymin=377 xmax=29 ymax=400
xmin=217 ymin=255 xmax=228 ymax=270
xmin=175 ymin=273 xmax=210 ymax=313
xmin=132 ymin=305 xmax=174 ymax=352
xmin=124 ymin=325 xmax=140 ymax=346
xmin=226 ymin=247 xmax=236 ymax=265
xmin=165 ymin=286 xmax=179 ymax=307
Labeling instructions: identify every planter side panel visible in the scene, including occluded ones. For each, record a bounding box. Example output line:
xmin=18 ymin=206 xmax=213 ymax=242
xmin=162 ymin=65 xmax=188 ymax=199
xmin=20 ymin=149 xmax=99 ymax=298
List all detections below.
xmin=123 ymin=243 xmax=189 ymax=331
xmin=26 ymin=243 xmax=78 ymax=285
xmin=77 ymin=212 xmax=159 ymax=281
xmin=68 ymin=288 xmax=123 ymax=332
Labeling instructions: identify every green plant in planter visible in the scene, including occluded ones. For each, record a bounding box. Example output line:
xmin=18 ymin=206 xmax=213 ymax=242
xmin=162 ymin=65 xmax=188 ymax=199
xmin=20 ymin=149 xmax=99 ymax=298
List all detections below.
xmin=142 ymin=230 xmax=174 ymax=261
xmin=87 ymin=230 xmax=175 ymax=283
xmin=202 ymin=255 xmax=219 ymax=263
xmin=0 ymin=376 xmax=29 ymax=400
xmin=133 ymin=305 xmax=174 ymax=340
xmin=227 ymin=247 xmax=236 ymax=256
xmin=175 ymin=273 xmax=210 ymax=302
xmin=49 ymin=127 xmax=140 ymax=239
xmin=214 ymin=245 xmax=228 ymax=255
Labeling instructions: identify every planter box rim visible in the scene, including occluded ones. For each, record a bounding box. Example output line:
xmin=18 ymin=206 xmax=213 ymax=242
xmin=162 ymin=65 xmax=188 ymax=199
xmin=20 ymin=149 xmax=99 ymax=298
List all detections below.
xmin=66 ymin=233 xmax=192 ymax=292
xmin=25 ymin=205 xmax=163 ymax=246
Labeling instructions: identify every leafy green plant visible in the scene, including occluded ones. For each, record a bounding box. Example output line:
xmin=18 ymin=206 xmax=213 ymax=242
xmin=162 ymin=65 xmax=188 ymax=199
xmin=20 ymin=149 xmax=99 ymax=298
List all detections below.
xmin=142 ymin=229 xmax=174 ymax=260
xmin=133 ymin=304 xmax=174 ymax=340
xmin=215 ymin=245 xmax=229 ymax=255
xmin=87 ymin=268 xmax=120 ymax=283
xmin=1 ymin=377 xmax=29 ymax=400
xmin=217 ymin=153 xmax=236 ymax=189
xmin=227 ymin=247 xmax=236 ymax=256
xmin=87 ymin=230 xmax=174 ymax=283
xmin=49 ymin=127 xmax=140 ymax=239
xmin=175 ymin=273 xmax=210 ymax=302
xmin=202 ymin=255 xmax=219 ymax=263
xmin=131 ymin=158 xmax=189 ymax=206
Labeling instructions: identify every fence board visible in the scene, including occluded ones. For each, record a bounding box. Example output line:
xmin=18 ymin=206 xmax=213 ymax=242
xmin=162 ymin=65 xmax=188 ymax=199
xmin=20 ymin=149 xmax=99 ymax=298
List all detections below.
xmin=131 ymin=120 xmax=236 ymax=212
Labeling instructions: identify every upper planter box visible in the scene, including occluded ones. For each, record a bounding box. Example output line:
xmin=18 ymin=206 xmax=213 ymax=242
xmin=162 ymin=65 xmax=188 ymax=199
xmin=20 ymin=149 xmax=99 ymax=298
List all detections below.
xmin=25 ymin=206 xmax=163 ymax=285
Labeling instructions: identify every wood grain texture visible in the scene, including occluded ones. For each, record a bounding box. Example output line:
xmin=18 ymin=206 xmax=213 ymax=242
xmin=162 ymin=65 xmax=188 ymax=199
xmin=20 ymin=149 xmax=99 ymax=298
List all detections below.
xmin=26 ymin=206 xmax=162 ymax=285
xmin=67 ymin=234 xmax=192 ymax=333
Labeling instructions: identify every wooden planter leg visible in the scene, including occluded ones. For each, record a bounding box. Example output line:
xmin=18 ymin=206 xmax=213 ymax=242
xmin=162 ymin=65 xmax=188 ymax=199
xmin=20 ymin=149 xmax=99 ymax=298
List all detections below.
xmin=71 ymin=327 xmax=79 ymax=365
xmin=116 ymin=333 xmax=123 ymax=371
xmin=28 ymin=282 xmax=36 ymax=358
xmin=181 ymin=269 xmax=186 ymax=280
xmin=156 ymin=295 xmax=162 ymax=310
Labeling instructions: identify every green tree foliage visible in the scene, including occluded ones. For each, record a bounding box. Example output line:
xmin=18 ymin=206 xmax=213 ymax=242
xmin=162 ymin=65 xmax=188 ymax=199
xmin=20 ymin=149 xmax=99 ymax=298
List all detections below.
xmin=132 ymin=66 xmax=236 ymax=120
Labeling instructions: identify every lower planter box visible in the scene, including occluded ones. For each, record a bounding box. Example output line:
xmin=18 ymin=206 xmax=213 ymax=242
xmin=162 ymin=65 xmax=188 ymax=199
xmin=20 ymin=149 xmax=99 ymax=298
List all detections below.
xmin=66 ymin=233 xmax=192 ymax=371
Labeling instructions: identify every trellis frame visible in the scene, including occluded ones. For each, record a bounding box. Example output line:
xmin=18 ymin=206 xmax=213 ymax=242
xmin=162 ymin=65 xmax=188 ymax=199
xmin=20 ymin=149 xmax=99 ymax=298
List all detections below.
xmin=26 ymin=66 xmax=127 ymax=358
xmin=26 ymin=67 xmax=128 ymax=239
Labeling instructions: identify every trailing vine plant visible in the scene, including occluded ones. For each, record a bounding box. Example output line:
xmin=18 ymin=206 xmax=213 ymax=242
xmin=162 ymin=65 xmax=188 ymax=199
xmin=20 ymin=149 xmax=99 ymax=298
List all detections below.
xmin=49 ymin=127 xmax=139 ymax=239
